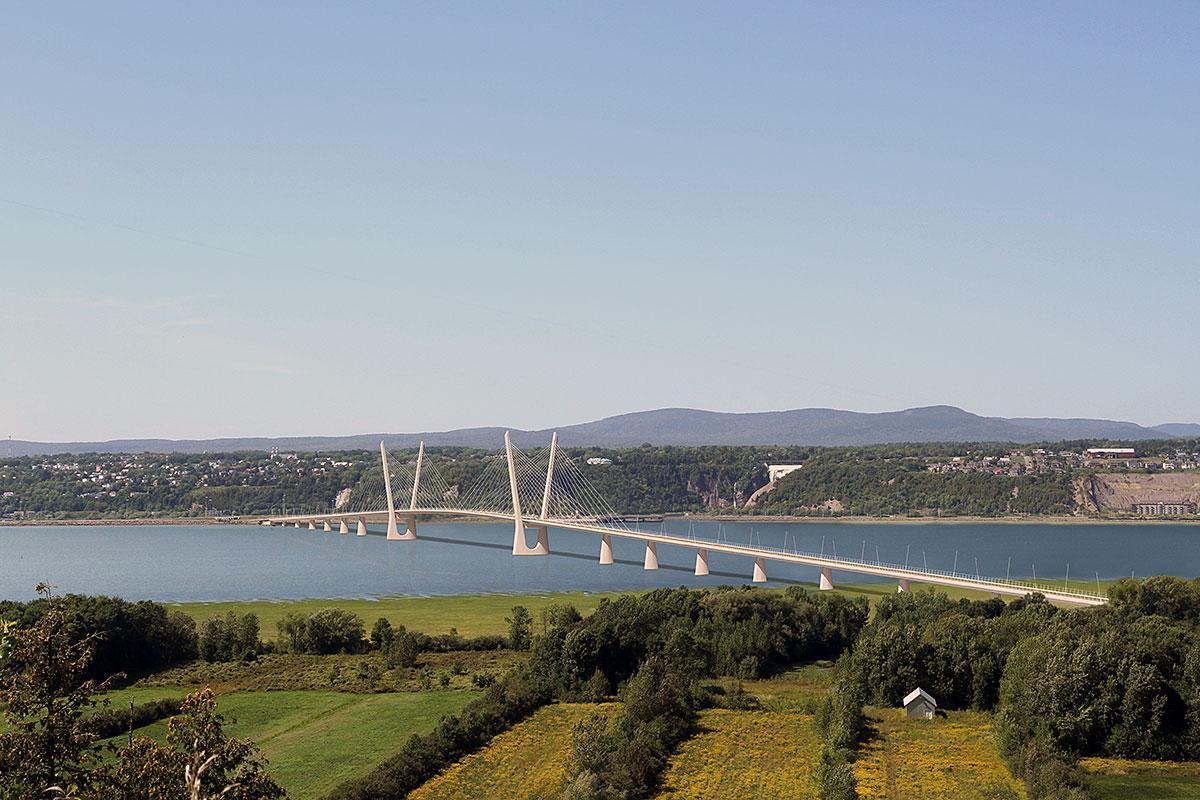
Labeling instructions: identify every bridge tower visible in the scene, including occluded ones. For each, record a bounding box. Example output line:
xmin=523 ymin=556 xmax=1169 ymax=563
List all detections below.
xmin=506 ymin=431 xmax=549 ymax=555
xmin=405 ymin=441 xmax=424 ymax=538
xmin=381 ymin=441 xmax=415 ymax=541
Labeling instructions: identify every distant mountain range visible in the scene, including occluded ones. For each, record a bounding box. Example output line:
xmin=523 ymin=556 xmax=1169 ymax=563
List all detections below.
xmin=5 ymin=406 xmax=1197 ymax=456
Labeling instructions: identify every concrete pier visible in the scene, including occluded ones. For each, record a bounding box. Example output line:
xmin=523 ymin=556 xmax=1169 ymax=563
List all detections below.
xmin=752 ymin=556 xmax=767 ymax=583
xmin=820 ymin=566 xmax=834 ymax=590
xmin=644 ymin=541 xmax=659 ymax=570
xmin=898 ymin=578 xmax=910 ymax=593
xmin=339 ymin=519 xmax=349 ymax=534
xmin=695 ymin=548 xmax=709 ymax=576
xmin=356 ymin=518 xmax=367 ymax=536
xmin=599 ymin=533 xmax=613 ymax=564
xmin=323 ymin=521 xmax=331 ymax=532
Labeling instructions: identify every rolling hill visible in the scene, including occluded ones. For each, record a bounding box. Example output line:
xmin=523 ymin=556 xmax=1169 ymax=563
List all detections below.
xmin=5 ymin=405 xmax=1194 ymax=456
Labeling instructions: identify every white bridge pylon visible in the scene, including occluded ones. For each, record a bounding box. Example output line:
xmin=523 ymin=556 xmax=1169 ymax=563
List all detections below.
xmin=265 ymin=432 xmax=1106 ymax=607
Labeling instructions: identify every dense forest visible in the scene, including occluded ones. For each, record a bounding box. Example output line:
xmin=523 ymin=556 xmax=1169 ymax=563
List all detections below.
xmin=2 ymin=437 xmax=1196 ymax=520
xmin=754 ymin=449 xmax=1076 ymax=516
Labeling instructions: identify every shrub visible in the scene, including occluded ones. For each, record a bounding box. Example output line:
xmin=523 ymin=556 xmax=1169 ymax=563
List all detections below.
xmin=86 ymin=697 xmax=182 ymax=739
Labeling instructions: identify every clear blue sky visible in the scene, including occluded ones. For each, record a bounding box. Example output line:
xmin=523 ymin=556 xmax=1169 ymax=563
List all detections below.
xmin=1 ymin=3 xmax=1196 ymax=440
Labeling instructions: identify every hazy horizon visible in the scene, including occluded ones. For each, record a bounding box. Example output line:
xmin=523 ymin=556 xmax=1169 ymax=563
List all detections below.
xmin=3 ymin=4 xmax=1196 ymax=440
xmin=5 ymin=402 xmax=1196 ymax=445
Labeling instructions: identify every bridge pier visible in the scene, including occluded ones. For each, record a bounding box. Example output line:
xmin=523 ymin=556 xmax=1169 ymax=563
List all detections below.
xmin=356 ymin=518 xmax=367 ymax=536
xmin=294 ymin=521 xmax=301 ymax=529
xmin=386 ymin=512 xmax=417 ymax=540
xmin=339 ymin=520 xmax=349 ymax=534
xmin=643 ymin=541 xmax=658 ymax=570
xmin=752 ymin=556 xmax=767 ymax=583
xmin=695 ymin=548 xmax=709 ymax=576
xmin=898 ymin=579 xmax=909 ymax=593
xmin=307 ymin=521 xmax=315 ymax=531
xmin=512 ymin=526 xmax=549 ymax=556
xmin=819 ymin=567 xmax=834 ymax=591
xmin=323 ymin=521 xmax=331 ymax=532
xmin=599 ymin=533 xmax=613 ymax=564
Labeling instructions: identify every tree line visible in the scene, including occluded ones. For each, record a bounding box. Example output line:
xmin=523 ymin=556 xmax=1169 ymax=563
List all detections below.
xmin=833 ymin=576 xmax=1200 ymax=799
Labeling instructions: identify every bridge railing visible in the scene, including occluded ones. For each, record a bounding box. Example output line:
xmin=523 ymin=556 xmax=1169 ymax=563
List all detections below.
xmin=620 ymin=526 xmax=1105 ymax=600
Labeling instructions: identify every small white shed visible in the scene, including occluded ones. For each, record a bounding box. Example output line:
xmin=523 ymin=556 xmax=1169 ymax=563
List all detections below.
xmin=902 ymin=687 xmax=937 ymax=719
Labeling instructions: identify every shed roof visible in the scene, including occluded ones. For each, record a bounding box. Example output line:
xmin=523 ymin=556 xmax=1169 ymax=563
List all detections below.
xmin=903 ymin=687 xmax=936 ymax=707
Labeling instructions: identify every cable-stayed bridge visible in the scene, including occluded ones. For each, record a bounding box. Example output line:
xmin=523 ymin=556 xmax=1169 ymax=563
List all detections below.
xmin=264 ymin=433 xmax=1106 ymax=607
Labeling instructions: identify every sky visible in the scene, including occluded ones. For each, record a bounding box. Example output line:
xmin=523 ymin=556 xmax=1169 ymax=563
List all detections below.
xmin=1 ymin=2 xmax=1197 ymax=441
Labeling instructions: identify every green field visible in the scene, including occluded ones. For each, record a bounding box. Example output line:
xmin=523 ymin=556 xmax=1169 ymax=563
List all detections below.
xmin=171 ymin=578 xmax=1108 ymax=644
xmin=171 ymin=591 xmax=627 ymax=640
xmin=114 ymin=688 xmax=476 ymax=800
xmin=1082 ymin=758 xmax=1200 ymax=799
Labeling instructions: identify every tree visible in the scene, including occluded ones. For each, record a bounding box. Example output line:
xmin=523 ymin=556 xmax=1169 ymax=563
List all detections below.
xmin=370 ymin=618 xmax=395 ymax=650
xmin=0 ymin=584 xmax=111 ymax=799
xmin=109 ymin=689 xmax=285 ymax=800
xmin=276 ymin=608 xmax=365 ymax=655
xmin=198 ymin=613 xmax=259 ymax=663
xmin=507 ymin=606 xmax=533 ymax=651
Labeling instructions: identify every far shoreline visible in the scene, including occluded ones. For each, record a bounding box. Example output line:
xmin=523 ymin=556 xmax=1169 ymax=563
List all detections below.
xmin=3 ymin=513 xmax=1200 ymax=527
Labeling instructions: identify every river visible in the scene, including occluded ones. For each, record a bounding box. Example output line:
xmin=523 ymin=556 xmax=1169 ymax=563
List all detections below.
xmin=1 ymin=520 xmax=1197 ymax=602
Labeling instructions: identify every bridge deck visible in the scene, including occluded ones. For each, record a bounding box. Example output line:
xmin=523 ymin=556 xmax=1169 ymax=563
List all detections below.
xmin=265 ymin=508 xmax=1106 ymax=607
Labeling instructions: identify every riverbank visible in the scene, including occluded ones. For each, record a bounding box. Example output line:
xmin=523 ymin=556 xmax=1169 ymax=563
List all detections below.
xmin=5 ymin=513 xmax=1200 ymax=527
xmin=0 ymin=516 xmax=236 ymax=526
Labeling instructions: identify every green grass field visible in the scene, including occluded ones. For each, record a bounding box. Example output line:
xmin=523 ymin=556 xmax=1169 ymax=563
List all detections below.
xmin=116 ymin=688 xmax=477 ymax=800
xmin=171 ymin=591 xmax=627 ymax=640
xmin=171 ymin=578 xmax=1107 ymax=644
xmin=1081 ymin=758 xmax=1200 ymax=799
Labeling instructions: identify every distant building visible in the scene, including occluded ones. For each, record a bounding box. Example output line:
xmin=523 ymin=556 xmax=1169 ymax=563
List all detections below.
xmin=1086 ymin=448 xmax=1136 ymax=459
xmin=586 ymin=457 xmax=613 ymax=466
xmin=767 ymin=464 xmax=804 ymax=482
xmin=903 ymin=687 xmax=937 ymax=720
xmin=1131 ymin=501 xmax=1197 ymax=516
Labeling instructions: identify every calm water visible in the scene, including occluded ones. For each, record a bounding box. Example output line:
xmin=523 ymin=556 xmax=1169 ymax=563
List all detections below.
xmin=1 ymin=520 xmax=1198 ymax=602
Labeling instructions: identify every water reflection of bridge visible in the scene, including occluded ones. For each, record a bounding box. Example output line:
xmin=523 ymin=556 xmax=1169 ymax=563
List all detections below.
xmin=265 ymin=433 xmax=1105 ymax=607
